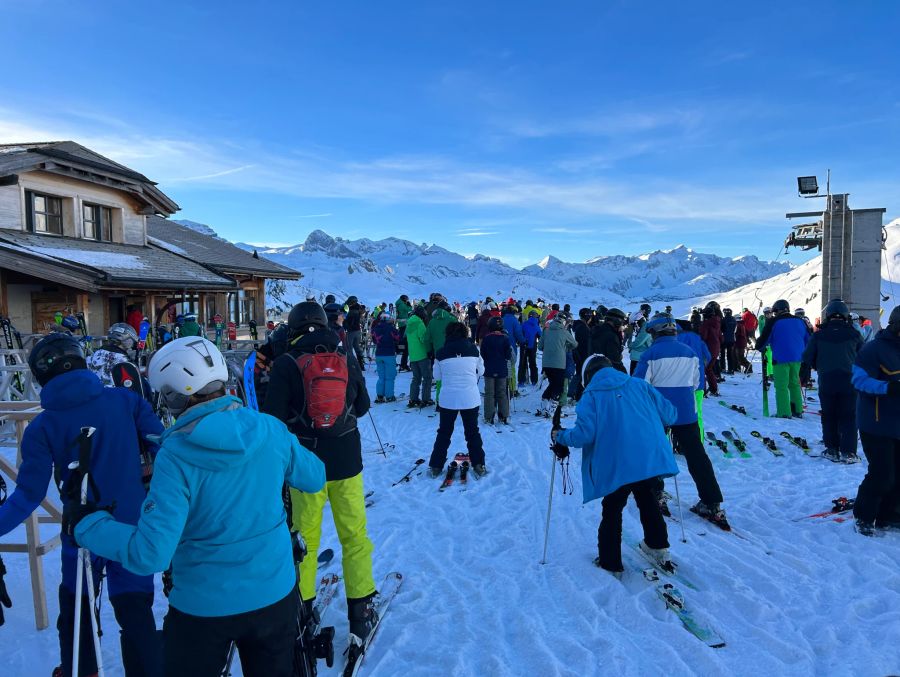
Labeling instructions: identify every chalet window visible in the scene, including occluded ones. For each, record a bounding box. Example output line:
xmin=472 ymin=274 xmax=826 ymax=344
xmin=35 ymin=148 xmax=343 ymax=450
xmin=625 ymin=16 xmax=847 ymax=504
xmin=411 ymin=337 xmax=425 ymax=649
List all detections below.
xmin=83 ymin=203 xmax=112 ymax=241
xmin=26 ymin=191 xmax=63 ymax=235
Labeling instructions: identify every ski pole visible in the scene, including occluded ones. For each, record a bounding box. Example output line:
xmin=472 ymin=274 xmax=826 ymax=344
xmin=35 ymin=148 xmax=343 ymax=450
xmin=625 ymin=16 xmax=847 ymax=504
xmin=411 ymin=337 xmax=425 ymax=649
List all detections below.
xmin=540 ymin=452 xmax=557 ymax=565
xmin=392 ymin=459 xmax=425 ymax=486
xmin=367 ymin=411 xmax=387 ymax=457
xmin=71 ymin=427 xmax=105 ymax=677
xmin=673 ymin=475 xmax=688 ymax=544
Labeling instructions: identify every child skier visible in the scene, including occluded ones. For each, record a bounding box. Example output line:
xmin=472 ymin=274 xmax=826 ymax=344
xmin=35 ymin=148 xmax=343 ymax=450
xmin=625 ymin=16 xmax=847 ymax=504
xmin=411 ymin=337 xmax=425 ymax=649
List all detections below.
xmin=87 ymin=322 xmax=139 ymax=386
xmin=553 ymin=354 xmax=679 ymax=573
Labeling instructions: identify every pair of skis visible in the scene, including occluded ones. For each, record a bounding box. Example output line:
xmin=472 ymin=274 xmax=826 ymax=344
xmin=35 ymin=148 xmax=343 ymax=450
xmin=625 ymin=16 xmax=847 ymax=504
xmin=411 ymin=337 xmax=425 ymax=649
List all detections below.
xmin=792 ymin=497 xmax=855 ymax=522
xmin=705 ymin=430 xmax=750 ymax=459
xmin=620 ymin=540 xmax=725 ymax=648
xmin=780 ymin=431 xmax=810 ymax=453
xmin=439 ymin=453 xmax=470 ymax=491
xmin=749 ymin=431 xmax=783 ymax=456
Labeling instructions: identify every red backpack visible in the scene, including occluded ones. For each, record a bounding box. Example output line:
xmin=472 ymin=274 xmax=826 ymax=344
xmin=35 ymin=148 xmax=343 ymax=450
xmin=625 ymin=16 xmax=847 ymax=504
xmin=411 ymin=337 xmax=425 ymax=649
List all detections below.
xmin=294 ymin=347 xmax=353 ymax=434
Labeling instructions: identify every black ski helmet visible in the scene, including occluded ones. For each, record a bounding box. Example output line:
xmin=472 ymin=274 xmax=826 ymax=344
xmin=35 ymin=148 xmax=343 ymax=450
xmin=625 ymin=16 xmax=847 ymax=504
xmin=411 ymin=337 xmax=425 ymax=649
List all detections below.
xmin=640 ymin=303 xmax=651 ymax=314
xmin=605 ymin=308 xmax=627 ymax=326
xmin=578 ymin=307 xmax=592 ymax=320
xmin=822 ymin=299 xmax=850 ymax=322
xmin=324 ymin=294 xmax=336 ymax=305
xmin=582 ymin=353 xmax=613 ymax=386
xmin=28 ymin=332 xmax=86 ymax=386
xmin=487 ymin=316 xmax=504 ymax=332
xmin=772 ymin=299 xmax=790 ymax=315
xmin=288 ymin=302 xmax=328 ymax=335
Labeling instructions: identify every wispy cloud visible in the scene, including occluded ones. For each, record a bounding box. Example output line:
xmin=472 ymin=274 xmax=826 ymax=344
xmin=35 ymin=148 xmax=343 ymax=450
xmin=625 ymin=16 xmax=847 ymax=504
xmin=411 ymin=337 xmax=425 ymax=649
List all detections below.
xmin=533 ymin=227 xmax=593 ymax=235
xmin=175 ymin=164 xmax=255 ymax=181
xmin=0 ymin=106 xmax=811 ymax=230
xmin=297 ymin=213 xmax=333 ymax=219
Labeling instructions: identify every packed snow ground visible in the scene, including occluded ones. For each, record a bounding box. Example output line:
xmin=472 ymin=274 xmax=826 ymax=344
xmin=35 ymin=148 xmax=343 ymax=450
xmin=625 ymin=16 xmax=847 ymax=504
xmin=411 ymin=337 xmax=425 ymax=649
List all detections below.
xmin=3 ymin=352 xmax=900 ymax=677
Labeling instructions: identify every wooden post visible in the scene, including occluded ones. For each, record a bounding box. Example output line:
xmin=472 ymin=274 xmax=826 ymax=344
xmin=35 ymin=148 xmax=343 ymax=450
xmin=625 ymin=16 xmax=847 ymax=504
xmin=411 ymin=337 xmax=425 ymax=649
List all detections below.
xmin=0 ymin=403 xmax=60 ymax=630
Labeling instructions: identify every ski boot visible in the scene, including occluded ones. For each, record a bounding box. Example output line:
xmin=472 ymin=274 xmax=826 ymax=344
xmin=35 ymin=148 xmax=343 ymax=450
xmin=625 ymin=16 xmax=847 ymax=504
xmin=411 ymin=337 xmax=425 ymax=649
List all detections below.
xmin=472 ymin=464 xmax=489 ymax=478
xmin=407 ymin=399 xmax=420 ymax=408
xmin=842 ymin=453 xmax=860 ymax=464
xmin=821 ymin=448 xmax=841 ymax=463
xmin=347 ymin=593 xmax=379 ymax=643
xmin=374 ymin=395 xmax=385 ymax=404
xmin=385 ymin=396 xmax=397 ymax=403
xmin=639 ymin=540 xmax=674 ymax=571
xmin=691 ymin=501 xmax=731 ymax=531
xmin=855 ymin=519 xmax=876 ymax=537
xmin=427 ymin=466 xmax=442 ymax=479
xmin=592 ymin=556 xmax=624 ymax=579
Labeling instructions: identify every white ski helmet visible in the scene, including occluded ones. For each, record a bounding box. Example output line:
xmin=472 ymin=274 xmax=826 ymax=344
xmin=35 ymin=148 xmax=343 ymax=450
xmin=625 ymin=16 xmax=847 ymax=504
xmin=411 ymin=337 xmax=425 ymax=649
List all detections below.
xmin=147 ymin=337 xmax=228 ymax=414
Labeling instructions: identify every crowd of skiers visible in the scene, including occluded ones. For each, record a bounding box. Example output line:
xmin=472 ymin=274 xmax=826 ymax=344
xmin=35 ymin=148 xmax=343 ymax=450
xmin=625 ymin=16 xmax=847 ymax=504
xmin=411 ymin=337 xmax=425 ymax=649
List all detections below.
xmin=1 ymin=289 xmax=899 ymax=676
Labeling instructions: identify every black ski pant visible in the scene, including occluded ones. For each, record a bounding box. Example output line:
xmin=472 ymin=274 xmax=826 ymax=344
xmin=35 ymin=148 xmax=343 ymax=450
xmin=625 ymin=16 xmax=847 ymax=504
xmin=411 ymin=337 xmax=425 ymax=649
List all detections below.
xmin=820 ymin=384 xmax=858 ymax=457
xmin=541 ymin=367 xmax=566 ymax=402
xmin=428 ymin=406 xmax=485 ymax=468
xmin=655 ymin=423 xmax=723 ymax=506
xmin=348 ymin=330 xmax=365 ymax=368
xmin=163 ymin=589 xmax=298 ymax=677
xmin=722 ymin=343 xmax=736 ymax=373
xmin=518 ymin=346 xmax=539 ymax=385
xmin=597 ymin=479 xmax=669 ymax=572
xmin=398 ymin=327 xmax=409 ymax=369
xmin=58 ymin=587 xmax=162 ymax=677
xmin=854 ymin=432 xmax=900 ymax=524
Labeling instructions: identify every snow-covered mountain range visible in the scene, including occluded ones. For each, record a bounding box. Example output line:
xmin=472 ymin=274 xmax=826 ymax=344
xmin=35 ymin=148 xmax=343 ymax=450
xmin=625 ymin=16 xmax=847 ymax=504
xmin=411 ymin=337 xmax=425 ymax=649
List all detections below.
xmin=234 ymin=229 xmax=792 ymax=313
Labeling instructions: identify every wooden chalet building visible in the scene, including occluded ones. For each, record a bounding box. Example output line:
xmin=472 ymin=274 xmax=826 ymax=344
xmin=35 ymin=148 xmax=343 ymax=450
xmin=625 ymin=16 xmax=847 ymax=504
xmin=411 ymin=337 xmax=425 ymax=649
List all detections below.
xmin=0 ymin=141 xmax=299 ymax=336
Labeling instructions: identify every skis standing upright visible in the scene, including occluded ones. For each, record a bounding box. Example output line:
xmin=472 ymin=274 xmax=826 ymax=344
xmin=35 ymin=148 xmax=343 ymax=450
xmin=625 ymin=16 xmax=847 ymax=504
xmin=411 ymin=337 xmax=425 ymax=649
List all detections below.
xmin=243 ymin=351 xmax=258 ymax=411
xmin=761 ymin=351 xmax=770 ymax=417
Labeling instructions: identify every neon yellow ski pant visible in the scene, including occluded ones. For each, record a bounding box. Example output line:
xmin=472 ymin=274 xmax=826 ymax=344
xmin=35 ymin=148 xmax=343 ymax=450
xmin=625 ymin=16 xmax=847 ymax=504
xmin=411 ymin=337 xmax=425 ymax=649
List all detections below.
xmin=695 ymin=390 xmax=705 ymax=440
xmin=291 ymin=472 xmax=375 ymax=601
xmin=773 ymin=362 xmax=803 ymax=417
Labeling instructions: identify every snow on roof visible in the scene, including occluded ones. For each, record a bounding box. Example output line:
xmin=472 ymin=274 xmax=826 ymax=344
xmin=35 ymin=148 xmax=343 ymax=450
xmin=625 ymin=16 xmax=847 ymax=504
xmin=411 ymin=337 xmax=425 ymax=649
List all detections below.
xmin=28 ymin=246 xmax=147 ymax=270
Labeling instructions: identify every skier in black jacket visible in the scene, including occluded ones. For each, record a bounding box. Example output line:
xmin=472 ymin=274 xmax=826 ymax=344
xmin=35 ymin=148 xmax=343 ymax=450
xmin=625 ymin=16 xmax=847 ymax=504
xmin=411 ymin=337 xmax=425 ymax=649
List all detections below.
xmin=262 ymin=302 xmax=378 ymax=651
xmin=590 ymin=308 xmax=628 ymax=373
xmin=802 ymin=299 xmax=864 ymax=462
xmin=572 ymin=308 xmax=593 ymax=398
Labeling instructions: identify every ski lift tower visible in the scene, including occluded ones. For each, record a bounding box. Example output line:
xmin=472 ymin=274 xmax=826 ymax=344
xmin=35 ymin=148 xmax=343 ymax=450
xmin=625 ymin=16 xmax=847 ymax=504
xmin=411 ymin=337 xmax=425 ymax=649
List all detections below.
xmin=784 ymin=173 xmax=886 ymax=319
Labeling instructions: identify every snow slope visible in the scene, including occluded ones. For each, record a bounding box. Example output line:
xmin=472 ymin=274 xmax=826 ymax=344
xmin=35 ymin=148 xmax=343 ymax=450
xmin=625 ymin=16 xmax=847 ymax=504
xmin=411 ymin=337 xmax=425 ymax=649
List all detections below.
xmin=702 ymin=218 xmax=900 ymax=324
xmin=237 ymin=229 xmax=790 ymax=314
xmin=3 ymin=352 xmax=899 ymax=677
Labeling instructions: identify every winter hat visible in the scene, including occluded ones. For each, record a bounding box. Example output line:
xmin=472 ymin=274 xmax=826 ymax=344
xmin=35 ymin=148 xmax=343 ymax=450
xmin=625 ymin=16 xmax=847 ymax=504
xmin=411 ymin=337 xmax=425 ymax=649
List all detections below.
xmin=487 ymin=316 xmax=504 ymax=332
xmin=380 ymin=312 xmax=394 ymax=322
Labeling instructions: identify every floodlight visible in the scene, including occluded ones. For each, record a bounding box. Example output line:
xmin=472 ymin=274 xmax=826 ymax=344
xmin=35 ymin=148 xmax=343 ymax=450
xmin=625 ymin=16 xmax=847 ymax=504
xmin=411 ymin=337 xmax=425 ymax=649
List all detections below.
xmin=797 ymin=176 xmax=819 ymax=195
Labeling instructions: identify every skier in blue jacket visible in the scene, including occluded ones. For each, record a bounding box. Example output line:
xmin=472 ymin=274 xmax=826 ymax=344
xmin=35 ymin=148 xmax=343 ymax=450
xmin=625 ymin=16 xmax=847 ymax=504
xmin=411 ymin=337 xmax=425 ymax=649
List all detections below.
xmin=0 ymin=332 xmax=164 ymax=677
xmin=67 ymin=337 xmax=326 ymax=677
xmin=518 ymin=311 xmax=542 ymax=385
xmin=850 ymin=306 xmax=900 ymax=536
xmin=636 ymin=314 xmax=728 ymax=530
xmin=554 ymin=354 xmax=678 ymax=574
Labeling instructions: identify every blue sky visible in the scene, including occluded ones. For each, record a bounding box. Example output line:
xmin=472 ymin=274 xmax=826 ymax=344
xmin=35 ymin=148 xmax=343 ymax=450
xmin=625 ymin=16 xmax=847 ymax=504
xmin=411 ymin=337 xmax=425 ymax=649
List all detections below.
xmin=1 ymin=0 xmax=898 ymax=268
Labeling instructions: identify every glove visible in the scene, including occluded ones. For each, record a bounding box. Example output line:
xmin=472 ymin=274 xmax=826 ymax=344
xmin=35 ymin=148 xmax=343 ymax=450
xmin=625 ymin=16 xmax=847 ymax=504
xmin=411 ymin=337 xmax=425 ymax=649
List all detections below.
xmin=62 ymin=500 xmax=106 ymax=546
xmin=552 ymin=442 xmax=570 ymax=460
xmin=0 ymin=557 xmax=11 ymax=626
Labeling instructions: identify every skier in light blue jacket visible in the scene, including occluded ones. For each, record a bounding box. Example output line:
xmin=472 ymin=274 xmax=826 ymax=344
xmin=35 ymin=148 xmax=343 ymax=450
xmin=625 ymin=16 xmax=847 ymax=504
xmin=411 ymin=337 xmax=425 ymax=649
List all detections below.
xmin=67 ymin=337 xmax=326 ymax=677
xmin=553 ymin=354 xmax=678 ymax=574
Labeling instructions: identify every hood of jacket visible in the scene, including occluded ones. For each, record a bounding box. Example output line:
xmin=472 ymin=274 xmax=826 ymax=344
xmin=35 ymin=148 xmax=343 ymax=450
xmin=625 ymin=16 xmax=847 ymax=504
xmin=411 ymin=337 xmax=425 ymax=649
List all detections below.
xmin=40 ymin=369 xmax=104 ymax=410
xmin=157 ymin=396 xmax=264 ymax=472
xmin=432 ymin=308 xmax=454 ymax=323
